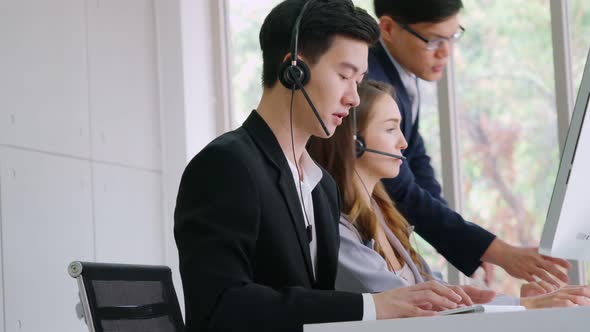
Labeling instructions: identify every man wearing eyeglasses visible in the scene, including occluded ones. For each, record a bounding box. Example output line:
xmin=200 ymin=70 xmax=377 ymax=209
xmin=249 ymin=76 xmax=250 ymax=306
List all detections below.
xmin=367 ymin=0 xmax=571 ymax=288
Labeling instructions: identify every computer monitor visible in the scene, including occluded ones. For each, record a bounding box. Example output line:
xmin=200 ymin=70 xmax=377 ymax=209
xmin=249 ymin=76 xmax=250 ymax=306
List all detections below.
xmin=539 ymin=49 xmax=590 ymax=261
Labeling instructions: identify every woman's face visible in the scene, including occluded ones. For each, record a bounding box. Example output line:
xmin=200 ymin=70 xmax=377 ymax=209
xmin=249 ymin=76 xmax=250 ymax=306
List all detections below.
xmin=357 ymin=93 xmax=408 ymax=179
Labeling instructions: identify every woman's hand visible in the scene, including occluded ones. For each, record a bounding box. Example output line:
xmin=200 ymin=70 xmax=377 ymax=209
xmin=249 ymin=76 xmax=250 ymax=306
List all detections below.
xmin=520 ymin=280 xmax=558 ymax=298
xmin=445 ymin=285 xmax=496 ymax=306
xmin=520 ymin=286 xmax=590 ymax=309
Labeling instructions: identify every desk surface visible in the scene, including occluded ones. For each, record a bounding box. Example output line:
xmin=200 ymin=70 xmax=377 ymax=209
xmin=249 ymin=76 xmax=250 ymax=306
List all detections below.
xmin=305 ymin=306 xmax=590 ymax=332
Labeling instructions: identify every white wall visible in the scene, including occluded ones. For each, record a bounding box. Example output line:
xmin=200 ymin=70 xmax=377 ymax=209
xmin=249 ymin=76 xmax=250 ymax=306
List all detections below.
xmin=0 ymin=0 xmax=221 ymax=330
xmin=0 ymin=1 xmax=96 ymax=331
xmin=0 ymin=148 xmax=94 ymax=332
xmin=154 ymin=0 xmax=219 ymax=315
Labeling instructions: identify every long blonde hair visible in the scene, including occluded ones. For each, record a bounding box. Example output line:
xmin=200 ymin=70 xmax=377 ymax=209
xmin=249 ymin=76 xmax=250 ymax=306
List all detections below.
xmin=309 ymin=80 xmax=427 ymax=275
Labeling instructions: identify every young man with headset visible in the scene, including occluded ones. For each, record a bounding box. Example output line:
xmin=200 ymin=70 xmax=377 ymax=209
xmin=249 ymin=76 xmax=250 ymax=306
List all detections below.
xmin=174 ymin=1 xmax=491 ymax=331
xmin=367 ymin=0 xmax=570 ymax=285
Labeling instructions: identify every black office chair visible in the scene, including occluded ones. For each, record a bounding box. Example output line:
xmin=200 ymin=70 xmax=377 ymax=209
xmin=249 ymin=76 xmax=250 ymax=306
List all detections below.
xmin=68 ymin=261 xmax=184 ymax=332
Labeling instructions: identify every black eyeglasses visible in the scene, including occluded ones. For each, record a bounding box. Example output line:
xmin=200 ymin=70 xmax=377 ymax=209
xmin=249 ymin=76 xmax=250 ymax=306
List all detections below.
xmin=399 ymin=23 xmax=465 ymax=51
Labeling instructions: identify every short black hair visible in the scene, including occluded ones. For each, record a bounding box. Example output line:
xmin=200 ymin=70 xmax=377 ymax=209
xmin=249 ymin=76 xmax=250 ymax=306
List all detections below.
xmin=373 ymin=0 xmax=463 ymax=24
xmin=259 ymin=0 xmax=380 ymax=88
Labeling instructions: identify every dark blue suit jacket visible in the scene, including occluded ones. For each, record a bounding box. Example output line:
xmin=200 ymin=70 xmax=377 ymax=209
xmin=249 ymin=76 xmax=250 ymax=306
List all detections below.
xmin=367 ymin=42 xmax=495 ymax=275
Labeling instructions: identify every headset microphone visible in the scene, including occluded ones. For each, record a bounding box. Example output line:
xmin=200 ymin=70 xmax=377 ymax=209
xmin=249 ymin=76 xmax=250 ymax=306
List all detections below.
xmin=352 ymin=107 xmax=407 ymax=160
xmin=361 ymin=146 xmax=406 ymax=160
xmin=290 ymin=68 xmax=330 ymax=136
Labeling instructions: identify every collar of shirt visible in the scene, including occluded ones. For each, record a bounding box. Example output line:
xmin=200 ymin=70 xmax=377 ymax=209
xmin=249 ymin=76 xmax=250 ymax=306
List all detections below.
xmin=379 ymin=38 xmax=420 ymax=124
xmin=284 ymin=149 xmax=323 ymax=192
xmin=379 ymin=38 xmax=417 ymax=88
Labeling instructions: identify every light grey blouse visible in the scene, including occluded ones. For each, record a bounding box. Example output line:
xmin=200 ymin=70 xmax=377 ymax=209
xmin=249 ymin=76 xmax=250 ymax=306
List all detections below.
xmin=335 ymin=212 xmax=519 ymax=306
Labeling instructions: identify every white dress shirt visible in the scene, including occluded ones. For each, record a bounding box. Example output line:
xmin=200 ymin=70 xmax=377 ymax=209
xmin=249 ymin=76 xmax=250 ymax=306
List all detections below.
xmin=285 ymin=150 xmax=322 ymax=277
xmin=284 ymin=150 xmax=376 ymax=321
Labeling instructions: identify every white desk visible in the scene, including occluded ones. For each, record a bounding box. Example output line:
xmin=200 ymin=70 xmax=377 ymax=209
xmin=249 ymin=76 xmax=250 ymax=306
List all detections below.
xmin=305 ymin=306 xmax=590 ymax=332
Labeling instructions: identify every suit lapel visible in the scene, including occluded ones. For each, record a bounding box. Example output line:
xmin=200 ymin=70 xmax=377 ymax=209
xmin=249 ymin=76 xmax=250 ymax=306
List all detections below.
xmin=371 ymin=43 xmax=414 ymax=142
xmin=243 ymin=111 xmax=315 ymax=283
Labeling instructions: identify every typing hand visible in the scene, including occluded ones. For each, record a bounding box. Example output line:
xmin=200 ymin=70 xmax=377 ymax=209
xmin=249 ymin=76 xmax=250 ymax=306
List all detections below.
xmin=520 ymin=280 xmax=558 ymax=298
xmin=453 ymin=285 xmax=496 ymax=305
xmin=520 ymin=286 xmax=590 ymax=309
xmin=372 ymin=281 xmax=462 ymax=319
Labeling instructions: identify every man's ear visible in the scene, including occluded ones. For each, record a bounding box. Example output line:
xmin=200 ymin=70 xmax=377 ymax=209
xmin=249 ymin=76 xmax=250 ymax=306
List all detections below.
xmin=282 ymin=53 xmax=307 ymax=64
xmin=282 ymin=53 xmax=291 ymax=63
xmin=379 ymin=16 xmax=399 ymax=43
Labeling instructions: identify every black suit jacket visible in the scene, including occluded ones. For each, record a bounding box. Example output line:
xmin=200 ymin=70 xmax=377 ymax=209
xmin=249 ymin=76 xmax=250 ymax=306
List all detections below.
xmin=174 ymin=111 xmax=362 ymax=331
xmin=367 ymin=42 xmax=496 ymax=275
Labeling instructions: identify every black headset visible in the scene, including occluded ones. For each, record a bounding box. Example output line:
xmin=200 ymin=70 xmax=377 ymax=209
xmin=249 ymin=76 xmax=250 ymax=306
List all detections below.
xmin=280 ymin=0 xmax=324 ymax=244
xmin=278 ymin=0 xmax=330 ymax=136
xmin=278 ymin=0 xmax=312 ymax=90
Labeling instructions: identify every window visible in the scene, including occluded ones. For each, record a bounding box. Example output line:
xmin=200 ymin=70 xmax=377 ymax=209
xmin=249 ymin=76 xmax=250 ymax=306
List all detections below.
xmin=226 ymin=0 xmax=282 ymax=128
xmin=454 ymin=0 xmax=557 ymax=295
xmin=570 ymin=0 xmax=590 ymax=97
xmin=410 ymin=79 xmax=447 ymax=278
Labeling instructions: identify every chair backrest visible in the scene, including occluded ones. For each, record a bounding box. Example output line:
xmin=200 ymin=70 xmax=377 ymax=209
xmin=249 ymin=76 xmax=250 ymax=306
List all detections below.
xmin=68 ymin=261 xmax=184 ymax=332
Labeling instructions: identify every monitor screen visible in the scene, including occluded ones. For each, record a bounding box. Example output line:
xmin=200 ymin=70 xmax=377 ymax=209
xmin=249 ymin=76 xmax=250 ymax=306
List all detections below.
xmin=540 ymin=51 xmax=590 ymax=262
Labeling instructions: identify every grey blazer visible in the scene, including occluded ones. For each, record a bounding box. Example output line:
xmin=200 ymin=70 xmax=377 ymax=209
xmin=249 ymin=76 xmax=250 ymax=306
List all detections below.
xmin=336 ymin=214 xmax=519 ymax=305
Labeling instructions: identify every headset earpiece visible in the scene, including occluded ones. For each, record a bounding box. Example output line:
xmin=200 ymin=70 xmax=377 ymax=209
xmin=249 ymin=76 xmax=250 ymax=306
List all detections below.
xmin=355 ymin=133 xmax=366 ymax=158
xmin=279 ymin=58 xmax=311 ymax=90
xmin=278 ymin=0 xmax=329 ymax=137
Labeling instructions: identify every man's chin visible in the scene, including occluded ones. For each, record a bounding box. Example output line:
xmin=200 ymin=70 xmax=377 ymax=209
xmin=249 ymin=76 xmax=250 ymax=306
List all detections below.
xmin=421 ymin=69 xmax=445 ymax=82
xmin=314 ymin=122 xmax=339 ymax=138
xmin=313 ymin=129 xmax=334 ymax=139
